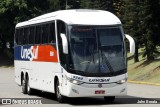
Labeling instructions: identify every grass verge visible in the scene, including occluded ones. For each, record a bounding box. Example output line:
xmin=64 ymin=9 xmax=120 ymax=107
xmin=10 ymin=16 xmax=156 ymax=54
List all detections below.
xmin=128 ymin=48 xmax=160 ymax=84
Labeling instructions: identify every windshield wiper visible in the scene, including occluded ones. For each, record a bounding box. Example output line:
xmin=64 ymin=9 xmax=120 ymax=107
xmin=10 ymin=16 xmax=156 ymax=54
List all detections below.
xmin=101 ymin=50 xmax=114 ymax=74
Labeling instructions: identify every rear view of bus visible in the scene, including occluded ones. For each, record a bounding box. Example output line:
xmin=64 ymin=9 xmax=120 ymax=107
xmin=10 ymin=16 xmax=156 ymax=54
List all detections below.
xmin=14 ymin=9 xmax=135 ymax=103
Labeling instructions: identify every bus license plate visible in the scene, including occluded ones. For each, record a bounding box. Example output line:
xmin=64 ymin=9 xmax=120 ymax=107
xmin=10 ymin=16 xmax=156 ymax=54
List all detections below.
xmin=95 ymin=90 xmax=105 ymax=94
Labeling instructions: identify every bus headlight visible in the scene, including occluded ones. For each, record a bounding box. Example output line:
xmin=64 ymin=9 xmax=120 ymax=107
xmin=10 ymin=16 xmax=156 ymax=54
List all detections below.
xmin=116 ymin=78 xmax=127 ymax=84
xmin=66 ymin=76 xmax=84 ymax=85
xmin=69 ymin=79 xmax=84 ymax=85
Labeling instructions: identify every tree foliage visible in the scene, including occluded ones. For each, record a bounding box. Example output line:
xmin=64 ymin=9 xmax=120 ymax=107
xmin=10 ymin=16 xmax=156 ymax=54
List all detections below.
xmin=140 ymin=0 xmax=160 ymax=60
xmin=121 ymin=0 xmax=160 ymax=61
xmin=0 ymin=0 xmax=159 ymax=60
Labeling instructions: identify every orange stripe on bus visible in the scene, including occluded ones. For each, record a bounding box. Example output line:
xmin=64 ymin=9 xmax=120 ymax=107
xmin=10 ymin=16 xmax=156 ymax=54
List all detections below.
xmin=32 ymin=45 xmax=58 ymax=62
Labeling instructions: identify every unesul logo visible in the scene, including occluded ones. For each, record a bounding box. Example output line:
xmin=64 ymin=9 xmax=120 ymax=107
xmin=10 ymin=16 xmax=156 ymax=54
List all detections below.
xmin=21 ymin=46 xmax=38 ymax=61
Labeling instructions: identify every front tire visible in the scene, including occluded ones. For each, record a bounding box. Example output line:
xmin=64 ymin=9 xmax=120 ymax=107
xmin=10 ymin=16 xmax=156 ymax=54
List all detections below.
xmin=104 ymin=96 xmax=115 ymax=103
xmin=22 ymin=78 xmax=27 ymax=94
xmin=55 ymin=80 xmax=65 ymax=103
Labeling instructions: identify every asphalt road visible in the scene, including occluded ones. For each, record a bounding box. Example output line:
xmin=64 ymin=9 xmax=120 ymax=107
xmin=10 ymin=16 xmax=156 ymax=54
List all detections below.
xmin=0 ymin=67 xmax=160 ymax=107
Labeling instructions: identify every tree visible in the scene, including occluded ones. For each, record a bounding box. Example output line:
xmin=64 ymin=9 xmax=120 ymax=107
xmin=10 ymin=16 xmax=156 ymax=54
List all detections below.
xmin=113 ymin=0 xmax=122 ymax=16
xmin=140 ymin=0 xmax=160 ymax=60
xmin=48 ymin=0 xmax=60 ymax=11
xmin=80 ymin=0 xmax=92 ymax=9
xmin=120 ymin=0 xmax=142 ymax=62
xmin=0 ymin=0 xmax=27 ymax=51
xmin=121 ymin=0 xmax=160 ymax=61
xmin=0 ymin=0 xmax=49 ymax=58
xmin=79 ymin=0 xmax=122 ymax=14
xmin=67 ymin=0 xmax=81 ymax=9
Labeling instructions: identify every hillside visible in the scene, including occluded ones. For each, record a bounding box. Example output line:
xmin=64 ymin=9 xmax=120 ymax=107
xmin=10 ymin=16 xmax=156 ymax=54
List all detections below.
xmin=128 ymin=48 xmax=160 ymax=84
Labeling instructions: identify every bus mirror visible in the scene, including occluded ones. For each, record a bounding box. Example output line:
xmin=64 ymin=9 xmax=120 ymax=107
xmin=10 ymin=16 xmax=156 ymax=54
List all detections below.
xmin=125 ymin=34 xmax=135 ymax=54
xmin=60 ymin=33 xmax=68 ymax=54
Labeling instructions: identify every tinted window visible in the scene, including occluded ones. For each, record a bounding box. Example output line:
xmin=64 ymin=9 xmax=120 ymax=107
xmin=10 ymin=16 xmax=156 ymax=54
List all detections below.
xmin=16 ymin=21 xmax=56 ymax=45
xmin=29 ymin=26 xmax=35 ymax=44
xmin=49 ymin=22 xmax=55 ymax=43
xmin=57 ymin=20 xmax=67 ymax=68
xmin=42 ymin=24 xmax=49 ymax=43
xmin=23 ymin=28 xmax=28 ymax=45
xmin=19 ymin=28 xmax=23 ymax=45
xmin=35 ymin=25 xmax=41 ymax=44
xmin=15 ymin=29 xmax=19 ymax=44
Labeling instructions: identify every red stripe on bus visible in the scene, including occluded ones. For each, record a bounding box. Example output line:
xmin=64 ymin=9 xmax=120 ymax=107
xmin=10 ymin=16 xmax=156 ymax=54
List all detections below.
xmin=32 ymin=45 xmax=58 ymax=62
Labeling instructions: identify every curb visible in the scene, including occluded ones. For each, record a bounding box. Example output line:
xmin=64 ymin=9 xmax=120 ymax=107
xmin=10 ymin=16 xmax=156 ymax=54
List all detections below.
xmin=0 ymin=66 xmax=14 ymax=68
xmin=128 ymin=80 xmax=160 ymax=86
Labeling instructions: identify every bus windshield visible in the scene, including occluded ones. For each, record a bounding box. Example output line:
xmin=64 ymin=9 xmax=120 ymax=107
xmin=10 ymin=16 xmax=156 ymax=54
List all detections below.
xmin=68 ymin=25 xmax=126 ymax=76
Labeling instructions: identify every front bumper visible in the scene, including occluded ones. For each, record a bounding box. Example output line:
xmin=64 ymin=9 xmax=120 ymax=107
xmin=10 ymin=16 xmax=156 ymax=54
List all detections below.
xmin=62 ymin=82 xmax=127 ymax=97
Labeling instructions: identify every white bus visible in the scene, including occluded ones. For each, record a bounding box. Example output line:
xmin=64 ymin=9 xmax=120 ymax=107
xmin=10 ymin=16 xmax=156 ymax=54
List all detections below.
xmin=14 ymin=9 xmax=135 ymax=103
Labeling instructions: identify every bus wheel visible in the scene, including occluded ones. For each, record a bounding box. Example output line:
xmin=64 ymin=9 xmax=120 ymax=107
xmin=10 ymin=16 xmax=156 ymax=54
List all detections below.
xmin=104 ymin=96 xmax=115 ymax=103
xmin=27 ymin=76 xmax=33 ymax=95
xmin=22 ymin=78 xmax=27 ymax=94
xmin=55 ymin=80 xmax=65 ymax=103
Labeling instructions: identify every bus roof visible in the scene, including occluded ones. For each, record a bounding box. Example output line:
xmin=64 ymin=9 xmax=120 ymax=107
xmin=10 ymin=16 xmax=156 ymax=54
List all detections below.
xmin=16 ymin=9 xmax=121 ymax=28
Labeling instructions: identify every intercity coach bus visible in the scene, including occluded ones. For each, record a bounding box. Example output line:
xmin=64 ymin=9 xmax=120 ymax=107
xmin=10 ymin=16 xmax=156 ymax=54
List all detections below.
xmin=14 ymin=9 xmax=135 ymax=103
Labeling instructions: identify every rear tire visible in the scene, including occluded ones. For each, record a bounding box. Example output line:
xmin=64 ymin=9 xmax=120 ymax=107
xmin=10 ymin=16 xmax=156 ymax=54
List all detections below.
xmin=55 ymin=80 xmax=65 ymax=103
xmin=104 ymin=96 xmax=115 ymax=103
xmin=27 ymin=76 xmax=33 ymax=95
xmin=22 ymin=78 xmax=27 ymax=94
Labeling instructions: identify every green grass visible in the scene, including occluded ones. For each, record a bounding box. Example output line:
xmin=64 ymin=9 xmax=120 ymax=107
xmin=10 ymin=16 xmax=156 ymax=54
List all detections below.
xmin=128 ymin=48 xmax=160 ymax=84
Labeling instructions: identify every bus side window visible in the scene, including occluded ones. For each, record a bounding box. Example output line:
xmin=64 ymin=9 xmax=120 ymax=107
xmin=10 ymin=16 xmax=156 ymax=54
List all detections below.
xmin=19 ymin=28 xmax=24 ymax=45
xmin=41 ymin=25 xmax=45 ymax=43
xmin=23 ymin=28 xmax=28 ymax=45
xmin=45 ymin=24 xmax=49 ymax=43
xmin=15 ymin=29 xmax=19 ymax=45
xmin=57 ymin=20 xmax=67 ymax=69
xmin=29 ymin=26 xmax=35 ymax=44
xmin=35 ymin=25 xmax=41 ymax=44
xmin=49 ymin=22 xmax=55 ymax=43
xmin=42 ymin=24 xmax=49 ymax=44
xmin=27 ymin=27 xmax=30 ymax=45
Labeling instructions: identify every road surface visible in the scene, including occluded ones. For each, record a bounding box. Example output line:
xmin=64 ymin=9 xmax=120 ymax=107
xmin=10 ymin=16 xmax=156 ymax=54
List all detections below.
xmin=0 ymin=67 xmax=160 ymax=107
